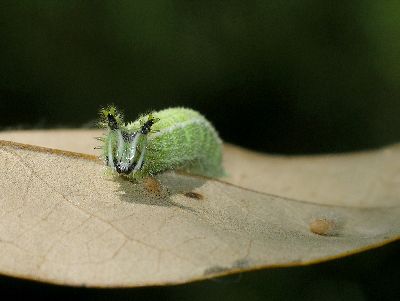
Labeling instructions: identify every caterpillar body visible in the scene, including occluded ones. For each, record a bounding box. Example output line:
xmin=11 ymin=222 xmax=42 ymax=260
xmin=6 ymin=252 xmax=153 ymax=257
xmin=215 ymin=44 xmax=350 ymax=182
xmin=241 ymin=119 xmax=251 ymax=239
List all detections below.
xmin=98 ymin=106 xmax=225 ymax=180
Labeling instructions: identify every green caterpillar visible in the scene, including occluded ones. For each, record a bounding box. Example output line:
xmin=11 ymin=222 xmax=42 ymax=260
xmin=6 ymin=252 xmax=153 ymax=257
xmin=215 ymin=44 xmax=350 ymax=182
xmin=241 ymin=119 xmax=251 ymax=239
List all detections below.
xmin=98 ymin=106 xmax=225 ymax=180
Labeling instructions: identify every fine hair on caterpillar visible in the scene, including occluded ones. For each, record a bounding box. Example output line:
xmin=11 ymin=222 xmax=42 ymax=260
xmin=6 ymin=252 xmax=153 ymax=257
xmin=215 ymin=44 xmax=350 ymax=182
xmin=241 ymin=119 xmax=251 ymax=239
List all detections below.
xmin=98 ymin=106 xmax=224 ymax=180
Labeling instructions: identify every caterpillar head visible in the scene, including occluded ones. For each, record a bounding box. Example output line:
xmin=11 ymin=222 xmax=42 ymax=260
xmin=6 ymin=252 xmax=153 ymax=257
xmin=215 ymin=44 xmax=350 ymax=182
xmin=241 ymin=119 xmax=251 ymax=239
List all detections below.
xmin=101 ymin=108 xmax=159 ymax=176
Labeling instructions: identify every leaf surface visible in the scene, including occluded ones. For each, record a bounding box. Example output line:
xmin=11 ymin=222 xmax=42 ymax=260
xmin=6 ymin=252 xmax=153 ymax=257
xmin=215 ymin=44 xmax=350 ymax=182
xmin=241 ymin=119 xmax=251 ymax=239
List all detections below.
xmin=0 ymin=130 xmax=399 ymax=287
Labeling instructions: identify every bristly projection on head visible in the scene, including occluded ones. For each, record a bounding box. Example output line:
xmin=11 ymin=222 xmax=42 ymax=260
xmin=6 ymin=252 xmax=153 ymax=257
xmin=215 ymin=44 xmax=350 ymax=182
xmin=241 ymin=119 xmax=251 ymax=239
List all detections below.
xmin=97 ymin=106 xmax=225 ymax=180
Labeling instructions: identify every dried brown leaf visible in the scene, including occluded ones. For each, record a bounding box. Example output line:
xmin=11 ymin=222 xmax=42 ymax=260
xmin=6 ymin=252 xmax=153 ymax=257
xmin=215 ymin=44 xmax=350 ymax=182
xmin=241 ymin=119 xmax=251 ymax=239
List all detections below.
xmin=0 ymin=130 xmax=398 ymax=287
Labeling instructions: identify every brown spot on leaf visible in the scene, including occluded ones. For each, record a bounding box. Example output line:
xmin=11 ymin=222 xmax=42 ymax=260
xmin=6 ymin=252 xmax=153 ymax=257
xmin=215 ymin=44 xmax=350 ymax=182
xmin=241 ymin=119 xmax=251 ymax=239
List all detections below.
xmin=184 ymin=191 xmax=203 ymax=200
xmin=143 ymin=176 xmax=162 ymax=196
xmin=310 ymin=218 xmax=336 ymax=236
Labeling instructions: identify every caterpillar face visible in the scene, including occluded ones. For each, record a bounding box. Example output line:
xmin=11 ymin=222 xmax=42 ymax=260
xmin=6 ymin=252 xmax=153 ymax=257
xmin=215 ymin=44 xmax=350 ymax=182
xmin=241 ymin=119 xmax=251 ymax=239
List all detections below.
xmin=101 ymin=111 xmax=157 ymax=176
xmin=98 ymin=106 xmax=224 ymax=180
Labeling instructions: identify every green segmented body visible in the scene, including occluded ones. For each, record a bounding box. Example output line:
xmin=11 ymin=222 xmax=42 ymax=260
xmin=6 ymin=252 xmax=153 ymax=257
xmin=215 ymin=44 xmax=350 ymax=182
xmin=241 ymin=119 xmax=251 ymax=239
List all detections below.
xmin=100 ymin=107 xmax=224 ymax=180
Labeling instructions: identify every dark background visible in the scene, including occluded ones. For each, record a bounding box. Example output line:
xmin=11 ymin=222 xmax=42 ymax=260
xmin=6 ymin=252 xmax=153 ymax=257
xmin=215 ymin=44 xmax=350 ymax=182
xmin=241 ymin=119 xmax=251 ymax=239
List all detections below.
xmin=2 ymin=1 xmax=400 ymax=154
xmin=0 ymin=1 xmax=399 ymax=300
